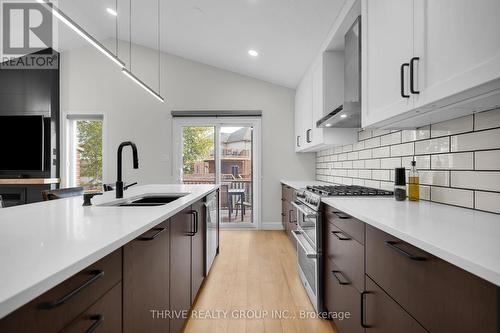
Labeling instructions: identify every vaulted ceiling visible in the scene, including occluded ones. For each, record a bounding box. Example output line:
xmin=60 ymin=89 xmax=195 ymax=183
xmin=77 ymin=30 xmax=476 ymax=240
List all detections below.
xmin=57 ymin=0 xmax=346 ymax=88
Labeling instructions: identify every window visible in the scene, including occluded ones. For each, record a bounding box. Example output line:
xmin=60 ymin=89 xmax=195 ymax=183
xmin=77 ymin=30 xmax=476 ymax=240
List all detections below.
xmin=67 ymin=115 xmax=104 ymax=191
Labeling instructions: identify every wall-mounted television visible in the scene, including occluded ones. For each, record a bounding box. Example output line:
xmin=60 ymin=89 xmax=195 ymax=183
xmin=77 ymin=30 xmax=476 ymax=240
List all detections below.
xmin=0 ymin=116 xmax=44 ymax=171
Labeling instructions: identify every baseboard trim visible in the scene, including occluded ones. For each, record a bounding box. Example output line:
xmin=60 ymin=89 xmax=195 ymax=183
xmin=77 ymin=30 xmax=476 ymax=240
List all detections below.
xmin=261 ymin=222 xmax=284 ymax=230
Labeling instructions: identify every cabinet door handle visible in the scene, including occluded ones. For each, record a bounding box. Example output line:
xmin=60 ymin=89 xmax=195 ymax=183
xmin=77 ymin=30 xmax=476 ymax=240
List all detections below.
xmin=85 ymin=314 xmax=104 ymax=333
xmin=384 ymin=240 xmax=426 ymax=261
xmin=331 ymin=230 xmax=351 ymax=241
xmin=306 ymin=129 xmax=312 ymax=143
xmin=288 ymin=209 xmax=295 ymax=223
xmin=138 ymin=227 xmax=167 ymax=241
xmin=194 ymin=210 xmax=199 ymax=234
xmin=187 ymin=210 xmax=198 ymax=236
xmin=361 ymin=291 xmax=370 ymax=328
xmin=332 ymin=270 xmax=350 ymax=285
xmin=332 ymin=211 xmax=351 ymax=219
xmin=297 ymin=135 xmax=301 ymax=147
xmin=400 ymin=63 xmax=410 ymax=98
xmin=38 ymin=270 xmax=105 ymax=310
xmin=410 ymin=57 xmax=420 ymax=94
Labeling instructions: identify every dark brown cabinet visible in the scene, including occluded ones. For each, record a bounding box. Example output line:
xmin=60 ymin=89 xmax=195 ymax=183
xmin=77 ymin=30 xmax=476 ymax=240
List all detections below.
xmin=325 ymin=222 xmax=364 ymax=292
xmin=323 ymin=206 xmax=365 ymax=333
xmin=170 ymin=206 xmax=194 ymax=333
xmin=191 ymin=199 xmax=205 ymax=303
xmin=324 ymin=258 xmax=363 ymax=333
xmin=0 ymin=195 xmax=217 ymax=333
xmin=323 ymin=203 xmax=500 ymax=333
xmin=61 ymin=282 xmax=122 ymax=333
xmin=366 ymin=224 xmax=499 ymax=333
xmin=0 ymin=249 xmax=122 ymax=333
xmin=123 ymin=221 xmax=170 ymax=333
xmin=281 ymin=184 xmax=297 ymax=246
xmin=364 ymin=277 xmax=427 ymax=333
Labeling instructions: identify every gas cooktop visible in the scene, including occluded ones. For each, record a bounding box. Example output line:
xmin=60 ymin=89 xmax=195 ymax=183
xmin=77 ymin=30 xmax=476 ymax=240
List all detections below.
xmin=306 ymin=185 xmax=394 ymax=196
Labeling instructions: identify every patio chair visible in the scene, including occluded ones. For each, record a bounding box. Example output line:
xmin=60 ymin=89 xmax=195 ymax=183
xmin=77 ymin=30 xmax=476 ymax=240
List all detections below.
xmin=219 ymin=184 xmax=233 ymax=221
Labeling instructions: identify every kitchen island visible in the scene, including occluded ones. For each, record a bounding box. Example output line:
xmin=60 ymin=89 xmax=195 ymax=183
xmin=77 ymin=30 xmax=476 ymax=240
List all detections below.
xmin=0 ymin=184 xmax=219 ymax=332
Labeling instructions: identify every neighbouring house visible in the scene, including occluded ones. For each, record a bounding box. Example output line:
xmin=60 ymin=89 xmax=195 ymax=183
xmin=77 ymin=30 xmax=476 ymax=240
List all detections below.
xmin=190 ymin=127 xmax=252 ymax=182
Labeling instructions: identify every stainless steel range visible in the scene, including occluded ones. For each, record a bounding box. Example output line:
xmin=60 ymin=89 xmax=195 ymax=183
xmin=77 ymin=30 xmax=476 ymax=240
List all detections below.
xmin=291 ymin=185 xmax=393 ymax=314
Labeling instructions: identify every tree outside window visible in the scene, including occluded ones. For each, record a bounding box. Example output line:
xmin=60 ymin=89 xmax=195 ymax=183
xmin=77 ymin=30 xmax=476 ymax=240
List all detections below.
xmin=76 ymin=120 xmax=103 ymax=190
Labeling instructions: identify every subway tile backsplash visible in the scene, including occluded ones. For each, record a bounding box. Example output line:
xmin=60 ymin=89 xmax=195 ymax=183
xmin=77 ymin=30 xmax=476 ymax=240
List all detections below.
xmin=316 ymin=107 xmax=500 ymax=214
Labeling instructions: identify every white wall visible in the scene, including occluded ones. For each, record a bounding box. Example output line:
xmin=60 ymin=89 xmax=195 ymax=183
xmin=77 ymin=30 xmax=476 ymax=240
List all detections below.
xmin=60 ymin=42 xmax=315 ymax=226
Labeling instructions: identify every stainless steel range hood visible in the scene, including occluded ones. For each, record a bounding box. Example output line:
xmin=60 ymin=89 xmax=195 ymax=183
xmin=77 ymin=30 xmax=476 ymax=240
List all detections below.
xmin=317 ymin=16 xmax=361 ymax=128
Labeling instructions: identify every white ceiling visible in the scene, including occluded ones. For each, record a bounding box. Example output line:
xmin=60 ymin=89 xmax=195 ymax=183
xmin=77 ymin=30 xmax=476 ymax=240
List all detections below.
xmin=57 ymin=0 xmax=347 ymax=88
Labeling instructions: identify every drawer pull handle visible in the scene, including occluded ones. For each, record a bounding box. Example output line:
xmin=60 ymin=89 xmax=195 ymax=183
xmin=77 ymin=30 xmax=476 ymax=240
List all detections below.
xmin=138 ymin=227 xmax=167 ymax=241
xmin=332 ymin=211 xmax=351 ymax=219
xmin=332 ymin=270 xmax=350 ymax=285
xmin=361 ymin=291 xmax=370 ymax=328
xmin=38 ymin=270 xmax=105 ymax=310
xmin=85 ymin=314 xmax=104 ymax=333
xmin=331 ymin=230 xmax=351 ymax=241
xmin=384 ymin=241 xmax=426 ymax=261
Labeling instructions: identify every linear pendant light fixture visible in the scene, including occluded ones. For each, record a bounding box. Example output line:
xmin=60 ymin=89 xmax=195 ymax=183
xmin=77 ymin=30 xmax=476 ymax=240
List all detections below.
xmin=38 ymin=0 xmax=164 ymax=102
xmin=121 ymin=0 xmax=164 ymax=102
xmin=36 ymin=0 xmax=125 ymax=69
xmin=122 ymin=69 xmax=164 ymax=102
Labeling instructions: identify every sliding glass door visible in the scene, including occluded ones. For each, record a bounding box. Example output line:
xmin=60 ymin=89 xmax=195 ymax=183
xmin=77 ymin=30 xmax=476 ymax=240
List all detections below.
xmin=173 ymin=118 xmax=261 ymax=228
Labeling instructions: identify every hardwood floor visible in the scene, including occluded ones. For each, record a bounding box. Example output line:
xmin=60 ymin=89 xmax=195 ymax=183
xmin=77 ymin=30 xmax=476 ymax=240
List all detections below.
xmin=184 ymin=230 xmax=337 ymax=333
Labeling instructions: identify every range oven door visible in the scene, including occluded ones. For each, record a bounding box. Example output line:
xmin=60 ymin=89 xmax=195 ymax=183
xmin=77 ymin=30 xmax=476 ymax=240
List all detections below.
xmin=292 ymin=229 xmax=320 ymax=313
xmin=291 ymin=201 xmax=318 ymax=249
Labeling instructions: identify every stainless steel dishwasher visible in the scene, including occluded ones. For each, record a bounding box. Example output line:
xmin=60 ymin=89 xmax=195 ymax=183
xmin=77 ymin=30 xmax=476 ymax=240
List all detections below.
xmin=205 ymin=190 xmax=219 ymax=275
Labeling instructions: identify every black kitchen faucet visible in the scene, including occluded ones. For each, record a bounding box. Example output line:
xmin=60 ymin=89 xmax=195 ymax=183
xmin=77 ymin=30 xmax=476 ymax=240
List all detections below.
xmin=116 ymin=141 xmax=139 ymax=198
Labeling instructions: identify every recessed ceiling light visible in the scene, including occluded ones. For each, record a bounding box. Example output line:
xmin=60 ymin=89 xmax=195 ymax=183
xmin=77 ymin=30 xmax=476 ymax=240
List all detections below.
xmin=248 ymin=49 xmax=259 ymax=57
xmin=106 ymin=8 xmax=118 ymax=16
xmin=340 ymin=114 xmax=348 ymax=118
xmin=325 ymin=124 xmax=332 ymax=127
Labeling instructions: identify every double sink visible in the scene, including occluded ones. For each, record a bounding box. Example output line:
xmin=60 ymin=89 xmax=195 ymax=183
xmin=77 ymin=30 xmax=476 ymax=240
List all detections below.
xmin=101 ymin=194 xmax=188 ymax=207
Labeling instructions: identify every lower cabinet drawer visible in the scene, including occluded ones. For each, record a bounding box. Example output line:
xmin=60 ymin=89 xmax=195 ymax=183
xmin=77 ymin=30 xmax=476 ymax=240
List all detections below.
xmin=366 ymin=225 xmax=499 ymax=333
xmin=325 ymin=222 xmax=364 ymax=292
xmin=324 ymin=207 xmax=365 ymax=244
xmin=61 ymin=282 xmax=122 ymax=333
xmin=0 ymin=249 xmax=122 ymax=333
xmin=324 ymin=258 xmax=363 ymax=333
xmin=365 ymin=276 xmax=427 ymax=333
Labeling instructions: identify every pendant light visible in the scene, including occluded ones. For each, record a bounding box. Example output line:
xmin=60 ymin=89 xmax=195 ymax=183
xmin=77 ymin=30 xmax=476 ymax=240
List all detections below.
xmin=121 ymin=0 xmax=164 ymax=102
xmin=36 ymin=0 xmax=125 ymax=68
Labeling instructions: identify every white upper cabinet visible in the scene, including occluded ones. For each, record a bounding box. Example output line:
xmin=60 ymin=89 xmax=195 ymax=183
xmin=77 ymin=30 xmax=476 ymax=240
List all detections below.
xmin=361 ymin=0 xmax=415 ymax=127
xmin=311 ymin=59 xmax=324 ymax=146
xmin=362 ymin=0 xmax=500 ymax=128
xmin=413 ymin=0 xmax=500 ymax=109
xmin=295 ymin=53 xmax=358 ymax=152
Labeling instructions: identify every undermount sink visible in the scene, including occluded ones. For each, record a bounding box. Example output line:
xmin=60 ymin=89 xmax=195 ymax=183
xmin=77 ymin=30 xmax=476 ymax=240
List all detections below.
xmin=101 ymin=194 xmax=188 ymax=207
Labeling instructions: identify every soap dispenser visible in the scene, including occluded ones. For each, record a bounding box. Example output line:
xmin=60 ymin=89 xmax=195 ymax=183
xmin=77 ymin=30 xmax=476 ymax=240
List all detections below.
xmin=409 ymin=160 xmax=420 ymax=201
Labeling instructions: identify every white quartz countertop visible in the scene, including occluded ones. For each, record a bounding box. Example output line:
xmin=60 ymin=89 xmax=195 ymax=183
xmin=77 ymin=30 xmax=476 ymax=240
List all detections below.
xmin=281 ymin=180 xmax=328 ymax=190
xmin=321 ymin=197 xmax=500 ymax=287
xmin=0 ymin=184 xmax=218 ymax=319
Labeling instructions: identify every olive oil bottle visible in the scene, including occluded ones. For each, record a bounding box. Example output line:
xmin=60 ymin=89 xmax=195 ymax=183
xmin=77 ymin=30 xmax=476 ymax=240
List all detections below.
xmin=409 ymin=160 xmax=420 ymax=201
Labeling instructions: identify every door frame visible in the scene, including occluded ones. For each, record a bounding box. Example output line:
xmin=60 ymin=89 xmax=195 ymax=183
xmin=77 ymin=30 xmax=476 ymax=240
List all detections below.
xmin=172 ymin=116 xmax=262 ymax=229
